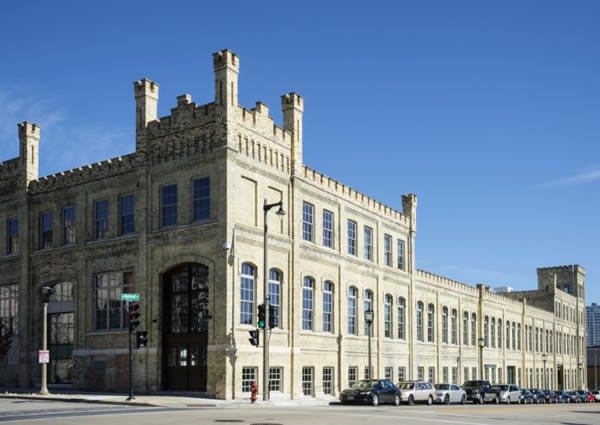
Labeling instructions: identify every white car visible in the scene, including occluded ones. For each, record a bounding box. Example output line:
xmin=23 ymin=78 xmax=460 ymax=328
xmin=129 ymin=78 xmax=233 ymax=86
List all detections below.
xmin=592 ymin=391 xmax=600 ymax=402
xmin=494 ymin=384 xmax=521 ymax=404
xmin=435 ymin=383 xmax=467 ymax=404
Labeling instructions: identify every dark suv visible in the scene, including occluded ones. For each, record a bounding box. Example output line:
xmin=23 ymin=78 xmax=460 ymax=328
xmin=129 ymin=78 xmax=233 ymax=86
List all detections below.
xmin=463 ymin=380 xmax=499 ymax=404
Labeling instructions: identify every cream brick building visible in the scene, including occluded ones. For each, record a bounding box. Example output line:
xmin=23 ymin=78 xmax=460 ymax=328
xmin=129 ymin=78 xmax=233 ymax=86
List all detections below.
xmin=0 ymin=49 xmax=587 ymax=399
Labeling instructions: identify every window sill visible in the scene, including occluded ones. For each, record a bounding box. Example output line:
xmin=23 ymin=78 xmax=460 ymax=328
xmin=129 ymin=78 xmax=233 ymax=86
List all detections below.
xmin=0 ymin=253 xmax=21 ymax=260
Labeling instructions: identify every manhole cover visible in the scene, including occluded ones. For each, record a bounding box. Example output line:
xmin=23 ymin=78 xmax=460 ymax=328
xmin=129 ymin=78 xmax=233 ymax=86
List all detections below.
xmin=214 ymin=421 xmax=244 ymax=423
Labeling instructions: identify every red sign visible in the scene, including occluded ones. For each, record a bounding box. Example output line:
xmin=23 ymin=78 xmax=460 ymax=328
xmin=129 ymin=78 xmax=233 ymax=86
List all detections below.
xmin=38 ymin=350 xmax=49 ymax=364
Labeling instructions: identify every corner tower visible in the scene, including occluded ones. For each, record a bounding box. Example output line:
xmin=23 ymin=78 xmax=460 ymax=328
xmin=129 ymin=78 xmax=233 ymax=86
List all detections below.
xmin=213 ymin=49 xmax=239 ymax=113
xmin=18 ymin=121 xmax=40 ymax=185
xmin=281 ymin=93 xmax=303 ymax=176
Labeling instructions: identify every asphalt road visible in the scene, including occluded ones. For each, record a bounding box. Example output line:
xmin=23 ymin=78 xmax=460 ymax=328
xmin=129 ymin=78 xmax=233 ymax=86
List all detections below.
xmin=0 ymin=399 xmax=599 ymax=425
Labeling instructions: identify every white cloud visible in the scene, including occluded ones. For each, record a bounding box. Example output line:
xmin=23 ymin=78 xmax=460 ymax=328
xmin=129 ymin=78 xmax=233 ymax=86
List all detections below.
xmin=541 ymin=166 xmax=600 ymax=188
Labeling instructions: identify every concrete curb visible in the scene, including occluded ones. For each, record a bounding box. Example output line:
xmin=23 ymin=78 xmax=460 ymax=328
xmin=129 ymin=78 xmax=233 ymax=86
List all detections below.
xmin=0 ymin=394 xmax=161 ymax=407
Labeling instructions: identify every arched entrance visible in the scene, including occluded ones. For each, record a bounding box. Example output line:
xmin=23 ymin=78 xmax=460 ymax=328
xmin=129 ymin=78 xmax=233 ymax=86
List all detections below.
xmin=162 ymin=264 xmax=209 ymax=391
xmin=47 ymin=281 xmax=75 ymax=385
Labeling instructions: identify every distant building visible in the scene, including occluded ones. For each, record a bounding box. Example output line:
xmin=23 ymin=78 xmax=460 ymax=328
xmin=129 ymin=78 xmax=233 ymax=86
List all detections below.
xmin=587 ymin=346 xmax=600 ymax=390
xmin=494 ymin=286 xmax=514 ymax=293
xmin=587 ymin=303 xmax=600 ymax=346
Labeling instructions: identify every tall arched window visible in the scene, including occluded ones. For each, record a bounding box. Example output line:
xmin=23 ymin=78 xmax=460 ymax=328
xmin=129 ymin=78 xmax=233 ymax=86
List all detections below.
xmin=512 ymin=322 xmax=516 ymax=350
xmin=268 ymin=269 xmax=282 ymax=328
xmin=471 ymin=313 xmax=477 ymax=346
xmin=348 ymin=286 xmax=358 ymax=335
xmin=397 ymin=297 xmax=406 ymax=339
xmin=517 ymin=323 xmax=521 ymax=351
xmin=427 ymin=304 xmax=435 ymax=343
xmin=441 ymin=307 xmax=448 ymax=344
xmin=491 ymin=318 xmax=496 ymax=348
xmin=484 ymin=316 xmax=489 ymax=347
xmin=506 ymin=321 xmax=511 ymax=349
xmin=451 ymin=309 xmax=458 ymax=345
xmin=463 ymin=311 xmax=469 ymax=345
xmin=497 ymin=319 xmax=502 ymax=349
xmin=323 ymin=281 xmax=334 ymax=333
xmin=416 ymin=301 xmax=424 ymax=342
xmin=240 ymin=263 xmax=255 ymax=325
xmin=384 ymin=294 xmax=392 ymax=338
xmin=302 ymin=276 xmax=314 ymax=330
xmin=364 ymin=290 xmax=372 ymax=336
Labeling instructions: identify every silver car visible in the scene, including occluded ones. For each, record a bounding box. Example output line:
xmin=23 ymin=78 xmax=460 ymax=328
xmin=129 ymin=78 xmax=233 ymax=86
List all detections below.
xmin=494 ymin=384 xmax=521 ymax=404
xmin=435 ymin=383 xmax=466 ymax=404
xmin=397 ymin=381 xmax=437 ymax=405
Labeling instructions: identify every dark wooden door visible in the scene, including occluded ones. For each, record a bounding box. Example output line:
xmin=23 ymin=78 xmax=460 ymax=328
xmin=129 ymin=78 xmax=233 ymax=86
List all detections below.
xmin=163 ymin=264 xmax=209 ymax=391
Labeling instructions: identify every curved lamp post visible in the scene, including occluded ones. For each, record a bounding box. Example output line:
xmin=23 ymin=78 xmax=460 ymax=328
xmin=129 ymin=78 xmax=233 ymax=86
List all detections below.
xmin=365 ymin=309 xmax=374 ymax=379
xmin=478 ymin=336 xmax=485 ymax=380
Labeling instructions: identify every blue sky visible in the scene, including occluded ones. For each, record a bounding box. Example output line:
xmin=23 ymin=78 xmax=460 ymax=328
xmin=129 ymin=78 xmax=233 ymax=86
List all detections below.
xmin=1 ymin=1 xmax=598 ymax=302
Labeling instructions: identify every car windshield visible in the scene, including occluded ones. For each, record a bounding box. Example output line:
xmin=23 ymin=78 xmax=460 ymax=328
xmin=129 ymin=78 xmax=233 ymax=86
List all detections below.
xmin=464 ymin=381 xmax=483 ymax=388
xmin=495 ymin=385 xmax=509 ymax=391
xmin=397 ymin=382 xmax=414 ymax=390
xmin=351 ymin=380 xmax=379 ymax=390
xmin=436 ymin=384 xmax=449 ymax=390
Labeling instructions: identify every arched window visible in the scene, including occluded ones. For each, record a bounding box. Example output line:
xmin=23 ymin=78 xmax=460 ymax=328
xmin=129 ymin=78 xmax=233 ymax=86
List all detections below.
xmin=512 ymin=322 xmax=516 ymax=350
xmin=491 ymin=318 xmax=496 ymax=348
xmin=416 ymin=301 xmax=424 ymax=342
xmin=484 ymin=316 xmax=489 ymax=347
xmin=471 ymin=313 xmax=477 ymax=346
xmin=348 ymin=286 xmax=358 ymax=335
xmin=497 ymin=319 xmax=502 ymax=349
xmin=240 ymin=263 xmax=255 ymax=325
xmin=302 ymin=276 xmax=314 ymax=331
xmin=397 ymin=297 xmax=406 ymax=340
xmin=451 ymin=309 xmax=457 ymax=345
xmin=506 ymin=321 xmax=511 ymax=349
xmin=50 ymin=281 xmax=74 ymax=302
xmin=364 ymin=290 xmax=372 ymax=336
xmin=441 ymin=307 xmax=449 ymax=344
xmin=268 ymin=269 xmax=282 ymax=328
xmin=427 ymin=304 xmax=435 ymax=343
xmin=463 ymin=311 xmax=469 ymax=345
xmin=384 ymin=294 xmax=392 ymax=338
xmin=323 ymin=281 xmax=334 ymax=333
xmin=517 ymin=323 xmax=521 ymax=351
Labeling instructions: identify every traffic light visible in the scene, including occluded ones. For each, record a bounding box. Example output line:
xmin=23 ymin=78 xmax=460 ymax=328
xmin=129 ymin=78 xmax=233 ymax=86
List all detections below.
xmin=257 ymin=304 xmax=265 ymax=329
xmin=129 ymin=303 xmax=140 ymax=332
xmin=268 ymin=305 xmax=276 ymax=329
xmin=136 ymin=331 xmax=148 ymax=348
xmin=248 ymin=329 xmax=259 ymax=346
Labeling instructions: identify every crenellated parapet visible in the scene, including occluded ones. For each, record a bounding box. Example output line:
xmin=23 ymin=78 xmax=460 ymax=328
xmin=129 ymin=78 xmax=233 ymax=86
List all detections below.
xmin=416 ymin=269 xmax=479 ymax=296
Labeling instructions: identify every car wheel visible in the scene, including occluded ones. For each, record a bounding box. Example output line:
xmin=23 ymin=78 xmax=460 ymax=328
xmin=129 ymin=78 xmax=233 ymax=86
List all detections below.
xmin=408 ymin=395 xmax=415 ymax=406
xmin=495 ymin=395 xmax=500 ymax=404
xmin=393 ymin=394 xmax=400 ymax=406
xmin=427 ymin=396 xmax=433 ymax=406
xmin=444 ymin=395 xmax=450 ymax=405
xmin=371 ymin=394 xmax=379 ymax=406
xmin=506 ymin=396 xmax=511 ymax=405
xmin=461 ymin=395 xmax=466 ymax=405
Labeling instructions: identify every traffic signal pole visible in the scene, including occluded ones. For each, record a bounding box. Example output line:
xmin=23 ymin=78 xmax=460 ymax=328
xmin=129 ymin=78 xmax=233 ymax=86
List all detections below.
xmin=127 ymin=300 xmax=135 ymax=401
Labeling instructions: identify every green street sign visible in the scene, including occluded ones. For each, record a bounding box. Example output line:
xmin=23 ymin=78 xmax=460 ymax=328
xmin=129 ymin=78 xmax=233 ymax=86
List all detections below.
xmin=121 ymin=293 xmax=140 ymax=302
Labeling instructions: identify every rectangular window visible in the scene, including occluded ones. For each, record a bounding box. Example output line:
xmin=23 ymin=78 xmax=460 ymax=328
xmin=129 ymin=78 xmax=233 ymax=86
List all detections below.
xmin=398 ymin=367 xmax=406 ymax=382
xmin=40 ymin=211 xmax=54 ymax=249
xmin=348 ymin=366 xmax=358 ymax=388
xmin=302 ymin=202 xmax=314 ymax=242
xmin=119 ymin=194 xmax=135 ymax=235
xmin=428 ymin=367 xmax=435 ymax=383
xmin=384 ymin=296 xmax=392 ymax=338
xmin=452 ymin=367 xmax=458 ymax=384
xmin=472 ymin=367 xmax=477 ymax=381
xmin=364 ymin=366 xmax=371 ymax=380
xmin=192 ymin=177 xmax=210 ymax=221
xmin=347 ymin=220 xmax=357 ymax=255
xmin=364 ymin=226 xmax=373 ymax=260
xmin=322 ymin=210 xmax=334 ymax=248
xmin=269 ymin=367 xmax=282 ymax=392
xmin=385 ymin=367 xmax=393 ymax=380
xmin=417 ymin=367 xmax=424 ymax=381
xmin=323 ymin=282 xmax=333 ymax=333
xmin=94 ymin=271 xmax=134 ymax=330
xmin=498 ymin=367 xmax=503 ymax=385
xmin=62 ymin=207 xmax=76 ymax=244
xmin=384 ymin=234 xmax=392 ymax=266
xmin=302 ymin=367 xmax=313 ymax=396
xmin=397 ymin=239 xmax=405 ymax=270
xmin=323 ymin=367 xmax=334 ymax=395
xmin=0 ymin=284 xmax=19 ymax=336
xmin=464 ymin=367 xmax=469 ymax=382
xmin=442 ymin=367 xmax=448 ymax=384
xmin=94 ymin=200 xmax=109 ymax=239
xmin=6 ymin=218 xmax=18 ymax=254
xmin=161 ymin=184 xmax=178 ymax=227
xmin=397 ymin=298 xmax=405 ymax=339
xmin=302 ymin=277 xmax=313 ymax=331
xmin=242 ymin=367 xmax=257 ymax=392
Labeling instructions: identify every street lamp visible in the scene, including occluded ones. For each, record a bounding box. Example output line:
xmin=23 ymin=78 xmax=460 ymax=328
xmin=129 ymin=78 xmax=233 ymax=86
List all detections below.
xmin=478 ymin=336 xmax=485 ymax=380
xmin=40 ymin=286 xmax=54 ymax=395
xmin=364 ymin=309 xmax=374 ymax=379
xmin=262 ymin=199 xmax=285 ymax=401
xmin=542 ymin=353 xmax=547 ymax=390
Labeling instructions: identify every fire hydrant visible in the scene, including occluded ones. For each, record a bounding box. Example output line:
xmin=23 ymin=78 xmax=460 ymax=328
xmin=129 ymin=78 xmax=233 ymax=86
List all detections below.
xmin=250 ymin=382 xmax=258 ymax=403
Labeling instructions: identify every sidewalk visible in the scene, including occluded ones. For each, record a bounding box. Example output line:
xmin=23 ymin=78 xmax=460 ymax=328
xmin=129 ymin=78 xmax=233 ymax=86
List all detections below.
xmin=0 ymin=389 xmax=334 ymax=408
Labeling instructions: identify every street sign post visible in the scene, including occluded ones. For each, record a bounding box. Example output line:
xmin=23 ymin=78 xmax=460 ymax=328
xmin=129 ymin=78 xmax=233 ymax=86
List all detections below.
xmin=121 ymin=293 xmax=140 ymax=302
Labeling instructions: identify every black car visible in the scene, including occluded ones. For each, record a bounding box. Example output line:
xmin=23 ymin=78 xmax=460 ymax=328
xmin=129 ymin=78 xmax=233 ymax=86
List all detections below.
xmin=340 ymin=379 xmax=401 ymax=406
xmin=576 ymin=390 xmax=590 ymax=402
xmin=520 ymin=389 xmax=535 ymax=404
xmin=543 ymin=390 xmax=558 ymax=403
xmin=567 ymin=391 xmax=583 ymax=403
xmin=555 ymin=391 xmax=570 ymax=403
xmin=463 ymin=380 xmax=499 ymax=404
xmin=530 ymin=389 xmax=546 ymax=404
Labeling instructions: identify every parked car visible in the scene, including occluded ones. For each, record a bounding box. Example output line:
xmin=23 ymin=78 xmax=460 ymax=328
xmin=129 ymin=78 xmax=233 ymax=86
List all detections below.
xmin=493 ymin=384 xmax=521 ymax=404
xmin=529 ymin=389 xmax=546 ymax=404
xmin=463 ymin=380 xmax=500 ymax=404
xmin=543 ymin=390 xmax=558 ymax=403
xmin=591 ymin=391 xmax=600 ymax=402
xmin=556 ymin=391 xmax=570 ymax=403
xmin=339 ymin=379 xmax=401 ymax=406
xmin=568 ymin=391 xmax=584 ymax=403
xmin=586 ymin=392 xmax=595 ymax=402
xmin=435 ymin=383 xmax=467 ymax=405
xmin=397 ymin=381 xmax=436 ymax=405
xmin=519 ymin=389 xmax=535 ymax=404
